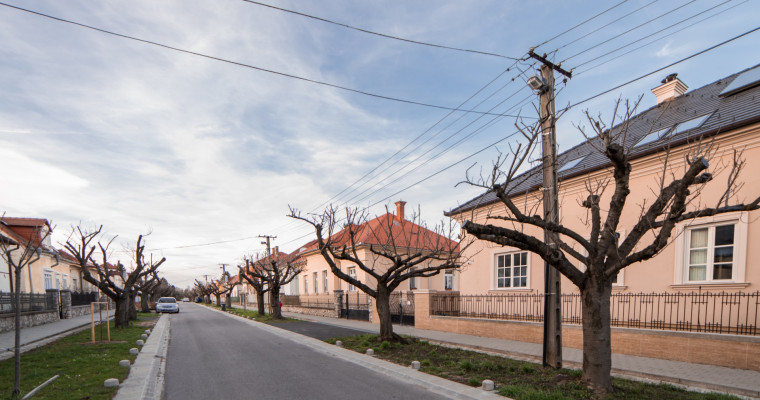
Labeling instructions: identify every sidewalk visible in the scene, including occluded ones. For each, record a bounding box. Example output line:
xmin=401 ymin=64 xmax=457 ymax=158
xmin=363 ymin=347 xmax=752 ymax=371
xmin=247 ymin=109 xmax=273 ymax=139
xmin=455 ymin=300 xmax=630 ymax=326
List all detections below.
xmin=0 ymin=310 xmax=115 ymax=361
xmin=283 ymin=312 xmax=760 ymax=399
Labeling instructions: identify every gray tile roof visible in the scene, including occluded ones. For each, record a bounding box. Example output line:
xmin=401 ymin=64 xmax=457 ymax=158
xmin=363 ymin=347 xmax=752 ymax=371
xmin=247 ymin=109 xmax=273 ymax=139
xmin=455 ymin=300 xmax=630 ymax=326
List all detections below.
xmin=445 ymin=64 xmax=760 ymax=216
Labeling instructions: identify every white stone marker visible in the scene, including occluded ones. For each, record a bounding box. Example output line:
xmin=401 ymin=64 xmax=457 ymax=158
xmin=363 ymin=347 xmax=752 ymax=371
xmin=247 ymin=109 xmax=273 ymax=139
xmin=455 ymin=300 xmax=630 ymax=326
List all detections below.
xmin=335 ymin=341 xmax=343 ymax=347
xmin=129 ymin=348 xmax=139 ymax=355
xmin=141 ymin=334 xmax=148 ymax=340
xmin=366 ymin=349 xmax=374 ymax=356
xmin=136 ymin=339 xmax=144 ymax=346
xmin=144 ymin=329 xmax=151 ymax=334
xmin=119 ymin=360 xmax=130 ymax=367
xmin=411 ymin=361 xmax=420 ymax=370
xmin=104 ymin=378 xmax=119 ymax=388
xmin=482 ymin=380 xmax=495 ymax=391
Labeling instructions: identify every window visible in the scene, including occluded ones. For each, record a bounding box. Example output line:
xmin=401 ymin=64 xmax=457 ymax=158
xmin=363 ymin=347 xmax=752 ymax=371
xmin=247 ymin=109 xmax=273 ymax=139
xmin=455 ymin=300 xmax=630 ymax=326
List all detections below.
xmin=637 ymin=127 xmax=671 ymax=146
xmin=313 ymin=272 xmax=318 ymax=294
xmin=303 ymin=276 xmax=309 ymax=294
xmin=44 ymin=270 xmax=53 ymax=290
xmin=72 ymin=278 xmax=78 ymax=292
xmin=444 ymin=269 xmax=454 ymax=290
xmin=672 ymin=113 xmax=712 ymax=135
xmin=687 ymin=224 xmax=735 ymax=282
xmin=322 ymin=270 xmax=328 ymax=293
xmin=495 ymin=252 xmax=528 ymax=288
xmin=347 ymin=267 xmax=357 ymax=292
xmin=409 ymin=268 xmax=417 ymax=290
xmin=557 ymin=156 xmax=585 ymax=173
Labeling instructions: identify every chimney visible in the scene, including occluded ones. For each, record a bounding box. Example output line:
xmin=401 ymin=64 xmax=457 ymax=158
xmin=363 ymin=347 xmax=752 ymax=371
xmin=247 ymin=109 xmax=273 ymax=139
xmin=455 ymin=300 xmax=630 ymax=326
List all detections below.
xmin=273 ymin=246 xmax=279 ymax=256
xmin=395 ymin=200 xmax=406 ymax=222
xmin=651 ymin=73 xmax=688 ymax=104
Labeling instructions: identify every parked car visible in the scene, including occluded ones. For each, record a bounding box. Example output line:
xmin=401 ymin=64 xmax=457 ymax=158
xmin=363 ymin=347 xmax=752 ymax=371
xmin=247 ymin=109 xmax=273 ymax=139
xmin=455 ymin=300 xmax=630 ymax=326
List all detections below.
xmin=156 ymin=297 xmax=180 ymax=313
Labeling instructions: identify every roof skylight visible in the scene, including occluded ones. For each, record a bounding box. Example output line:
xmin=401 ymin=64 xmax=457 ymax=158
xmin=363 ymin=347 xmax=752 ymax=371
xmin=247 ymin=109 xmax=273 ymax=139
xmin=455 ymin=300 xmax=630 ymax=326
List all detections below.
xmin=720 ymin=65 xmax=760 ymax=97
xmin=636 ymin=127 xmax=671 ymax=147
xmin=558 ymin=156 xmax=585 ymax=173
xmin=671 ymin=113 xmax=712 ymax=135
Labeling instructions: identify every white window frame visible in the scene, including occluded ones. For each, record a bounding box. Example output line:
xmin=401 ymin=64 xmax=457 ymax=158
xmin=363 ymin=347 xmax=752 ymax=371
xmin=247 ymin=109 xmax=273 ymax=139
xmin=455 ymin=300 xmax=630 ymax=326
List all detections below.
xmin=347 ymin=267 xmax=357 ymax=292
xmin=322 ymin=270 xmax=328 ymax=293
xmin=673 ymin=212 xmax=748 ymax=285
xmin=313 ymin=272 xmax=319 ymax=294
xmin=444 ymin=269 xmax=454 ymax=290
xmin=493 ymin=251 xmax=530 ymax=290
xmin=43 ymin=269 xmax=54 ymax=290
xmin=303 ymin=275 xmax=309 ymax=294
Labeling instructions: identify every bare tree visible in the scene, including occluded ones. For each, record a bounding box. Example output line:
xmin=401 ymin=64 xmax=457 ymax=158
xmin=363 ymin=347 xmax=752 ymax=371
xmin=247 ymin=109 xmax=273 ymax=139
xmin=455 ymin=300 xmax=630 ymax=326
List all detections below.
xmin=0 ymin=219 xmax=53 ymax=396
xmin=291 ymin=205 xmax=465 ymax=342
xmin=238 ymin=257 xmax=270 ymax=315
xmin=460 ymin=100 xmax=760 ymax=396
xmin=64 ymin=226 xmax=165 ymax=328
xmin=240 ymin=251 xmax=302 ymax=319
xmin=217 ymin=272 xmax=236 ymax=308
xmin=194 ymin=279 xmax=215 ymax=304
xmin=135 ymin=271 xmax=161 ymax=313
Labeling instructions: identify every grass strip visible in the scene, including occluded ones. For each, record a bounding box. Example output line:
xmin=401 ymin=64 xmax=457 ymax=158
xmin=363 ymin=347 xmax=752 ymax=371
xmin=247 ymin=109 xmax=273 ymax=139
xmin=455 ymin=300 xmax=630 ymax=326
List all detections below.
xmin=200 ymin=303 xmax=296 ymax=323
xmin=0 ymin=312 xmax=159 ymax=400
xmin=327 ymin=334 xmax=739 ymax=400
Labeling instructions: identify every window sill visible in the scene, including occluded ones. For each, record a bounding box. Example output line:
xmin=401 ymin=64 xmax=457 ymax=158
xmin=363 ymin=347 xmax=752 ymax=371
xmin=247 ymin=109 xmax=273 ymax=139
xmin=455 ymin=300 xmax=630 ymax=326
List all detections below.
xmin=670 ymin=282 xmax=750 ymax=290
xmin=489 ymin=288 xmax=533 ymax=293
xmin=611 ymin=285 xmax=628 ymax=291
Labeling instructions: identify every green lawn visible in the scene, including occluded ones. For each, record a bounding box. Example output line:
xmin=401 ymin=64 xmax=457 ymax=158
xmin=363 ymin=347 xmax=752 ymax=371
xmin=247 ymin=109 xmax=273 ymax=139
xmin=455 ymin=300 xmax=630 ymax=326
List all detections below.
xmin=0 ymin=313 xmax=159 ymax=400
xmin=328 ymin=334 xmax=739 ymax=400
xmin=202 ymin=303 xmax=296 ymax=323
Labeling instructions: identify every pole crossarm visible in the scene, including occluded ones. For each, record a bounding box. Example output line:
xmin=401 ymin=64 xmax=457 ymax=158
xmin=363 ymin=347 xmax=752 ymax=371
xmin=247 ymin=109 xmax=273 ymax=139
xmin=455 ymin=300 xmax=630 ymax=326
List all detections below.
xmin=528 ymin=49 xmax=573 ymax=79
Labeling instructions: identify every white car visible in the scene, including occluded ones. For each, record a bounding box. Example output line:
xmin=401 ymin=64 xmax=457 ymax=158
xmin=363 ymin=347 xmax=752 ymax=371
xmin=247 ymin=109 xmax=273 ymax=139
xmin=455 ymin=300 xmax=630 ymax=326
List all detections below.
xmin=156 ymin=297 xmax=180 ymax=313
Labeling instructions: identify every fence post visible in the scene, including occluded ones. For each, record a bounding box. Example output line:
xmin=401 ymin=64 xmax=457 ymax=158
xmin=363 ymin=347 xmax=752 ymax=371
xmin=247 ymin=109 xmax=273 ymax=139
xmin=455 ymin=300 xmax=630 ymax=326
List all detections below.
xmin=413 ymin=289 xmax=435 ymax=330
xmin=333 ymin=290 xmax=344 ymax=318
xmin=60 ymin=290 xmax=72 ymax=319
xmin=45 ymin=289 xmax=60 ymax=321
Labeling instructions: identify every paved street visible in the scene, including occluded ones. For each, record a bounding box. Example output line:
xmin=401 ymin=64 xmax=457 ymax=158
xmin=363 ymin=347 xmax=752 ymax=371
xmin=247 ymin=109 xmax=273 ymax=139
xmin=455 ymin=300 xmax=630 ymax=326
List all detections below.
xmin=164 ymin=304 xmax=452 ymax=399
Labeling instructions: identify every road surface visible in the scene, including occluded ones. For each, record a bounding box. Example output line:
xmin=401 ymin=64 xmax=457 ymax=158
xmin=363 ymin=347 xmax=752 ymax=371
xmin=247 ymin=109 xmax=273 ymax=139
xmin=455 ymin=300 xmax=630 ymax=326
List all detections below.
xmin=164 ymin=303 xmax=449 ymax=399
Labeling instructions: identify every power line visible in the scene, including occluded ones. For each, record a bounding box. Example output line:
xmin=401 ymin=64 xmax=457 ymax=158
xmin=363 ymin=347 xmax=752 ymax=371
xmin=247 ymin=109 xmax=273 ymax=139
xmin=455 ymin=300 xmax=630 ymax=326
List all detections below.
xmin=532 ymin=0 xmax=630 ymax=50
xmin=240 ymin=0 xmax=522 ymax=60
xmin=563 ymin=25 xmax=760 ymax=111
xmin=0 ymin=2 xmax=524 ymax=118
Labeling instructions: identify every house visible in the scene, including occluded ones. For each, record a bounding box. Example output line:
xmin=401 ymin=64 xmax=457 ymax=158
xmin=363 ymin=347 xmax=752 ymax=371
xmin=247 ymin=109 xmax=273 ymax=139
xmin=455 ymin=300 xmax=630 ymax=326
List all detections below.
xmin=0 ymin=217 xmax=61 ymax=294
xmin=446 ymin=65 xmax=760 ymax=296
xmin=291 ymin=201 xmax=461 ymax=297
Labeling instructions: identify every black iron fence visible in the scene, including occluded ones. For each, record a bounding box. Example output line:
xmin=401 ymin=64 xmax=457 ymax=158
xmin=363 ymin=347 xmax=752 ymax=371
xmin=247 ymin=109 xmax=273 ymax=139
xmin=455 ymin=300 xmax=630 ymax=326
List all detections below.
xmin=341 ymin=292 xmax=370 ymax=321
xmin=0 ymin=292 xmax=57 ymax=315
xmin=282 ymin=294 xmax=334 ymax=310
xmin=389 ymin=291 xmax=415 ymax=326
xmin=71 ymin=291 xmax=99 ymax=307
xmin=431 ymin=291 xmax=760 ymax=336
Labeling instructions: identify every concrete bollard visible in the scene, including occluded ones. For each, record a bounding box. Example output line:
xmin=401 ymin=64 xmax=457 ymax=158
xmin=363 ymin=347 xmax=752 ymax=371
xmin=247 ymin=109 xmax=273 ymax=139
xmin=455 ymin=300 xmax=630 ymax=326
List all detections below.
xmin=119 ymin=360 xmax=130 ymax=367
xmin=129 ymin=348 xmax=139 ymax=355
xmin=482 ymin=380 xmax=495 ymax=391
xmin=411 ymin=361 xmax=420 ymax=370
xmin=335 ymin=341 xmax=343 ymax=347
xmin=144 ymin=329 xmax=151 ymax=334
xmin=136 ymin=340 xmax=144 ymax=346
xmin=366 ymin=349 xmax=374 ymax=356
xmin=141 ymin=334 xmax=148 ymax=340
xmin=104 ymin=378 xmax=119 ymax=388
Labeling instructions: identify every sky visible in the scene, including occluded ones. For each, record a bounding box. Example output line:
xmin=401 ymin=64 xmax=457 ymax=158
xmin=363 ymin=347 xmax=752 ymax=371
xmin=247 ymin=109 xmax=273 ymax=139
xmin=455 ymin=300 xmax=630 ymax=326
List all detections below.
xmin=1 ymin=0 xmax=758 ymax=288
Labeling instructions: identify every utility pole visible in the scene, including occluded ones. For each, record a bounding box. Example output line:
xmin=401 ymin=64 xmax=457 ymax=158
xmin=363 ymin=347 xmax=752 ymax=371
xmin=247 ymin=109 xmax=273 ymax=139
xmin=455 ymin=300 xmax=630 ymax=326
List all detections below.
xmin=219 ymin=263 xmax=228 ymax=279
xmin=528 ymin=49 xmax=572 ymax=369
xmin=202 ymin=274 xmax=209 ymax=284
xmin=258 ymin=235 xmax=276 ymax=257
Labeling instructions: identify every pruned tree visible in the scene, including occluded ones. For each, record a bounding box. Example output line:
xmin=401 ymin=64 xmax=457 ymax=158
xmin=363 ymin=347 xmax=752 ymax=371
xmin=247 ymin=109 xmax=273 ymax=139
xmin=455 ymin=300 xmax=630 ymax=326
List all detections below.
xmin=240 ymin=251 xmax=302 ymax=319
xmin=208 ymin=279 xmax=224 ymax=306
xmin=460 ymin=99 xmax=760 ymax=396
xmin=194 ymin=279 xmax=215 ymax=303
xmin=218 ymin=272 xmax=236 ymax=308
xmin=290 ymin=204 xmax=466 ymax=342
xmin=0 ymin=218 xmax=54 ymax=396
xmin=64 ymin=226 xmax=165 ymax=328
xmin=238 ymin=257 xmax=270 ymax=315
xmin=135 ymin=271 xmax=161 ymax=313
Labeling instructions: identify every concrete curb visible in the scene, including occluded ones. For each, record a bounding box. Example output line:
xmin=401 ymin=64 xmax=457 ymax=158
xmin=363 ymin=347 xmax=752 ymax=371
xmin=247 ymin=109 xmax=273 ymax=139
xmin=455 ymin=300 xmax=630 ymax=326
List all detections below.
xmin=114 ymin=314 xmax=170 ymax=400
xmin=208 ymin=307 xmax=503 ymax=400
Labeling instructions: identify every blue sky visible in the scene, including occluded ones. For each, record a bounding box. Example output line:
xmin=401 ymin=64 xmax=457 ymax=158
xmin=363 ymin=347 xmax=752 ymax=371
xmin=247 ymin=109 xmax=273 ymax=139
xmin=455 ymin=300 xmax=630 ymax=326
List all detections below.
xmin=1 ymin=0 xmax=758 ymax=288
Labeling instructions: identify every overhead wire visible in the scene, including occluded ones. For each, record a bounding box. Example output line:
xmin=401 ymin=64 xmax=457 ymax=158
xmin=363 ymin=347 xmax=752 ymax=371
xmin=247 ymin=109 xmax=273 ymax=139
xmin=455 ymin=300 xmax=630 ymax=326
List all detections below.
xmin=240 ymin=0 xmax=521 ymax=60
xmin=532 ymin=0 xmax=630 ymax=51
xmin=0 ymin=2 xmax=524 ymax=118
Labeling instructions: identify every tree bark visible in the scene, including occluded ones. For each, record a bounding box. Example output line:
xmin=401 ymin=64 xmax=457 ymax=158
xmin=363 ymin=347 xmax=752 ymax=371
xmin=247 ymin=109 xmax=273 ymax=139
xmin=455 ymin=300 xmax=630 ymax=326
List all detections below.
xmin=375 ymin=285 xmax=396 ymax=342
xmin=270 ymin=288 xmax=282 ymax=319
xmin=581 ymin=277 xmax=613 ymax=397
xmin=140 ymin=292 xmax=151 ymax=313
xmin=225 ymin=293 xmax=232 ymax=308
xmin=256 ymin=291 xmax=265 ymax=315
xmin=215 ymin=294 xmax=221 ymax=306
xmin=114 ymin=295 xmax=130 ymax=328
xmin=128 ymin=290 xmax=138 ymax=320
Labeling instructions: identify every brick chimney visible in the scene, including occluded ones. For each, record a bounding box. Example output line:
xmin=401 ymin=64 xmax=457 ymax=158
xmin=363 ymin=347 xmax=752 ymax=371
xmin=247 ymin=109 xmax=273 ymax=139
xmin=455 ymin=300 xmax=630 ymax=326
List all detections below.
xmin=651 ymin=73 xmax=688 ymax=104
xmin=395 ymin=200 xmax=406 ymax=222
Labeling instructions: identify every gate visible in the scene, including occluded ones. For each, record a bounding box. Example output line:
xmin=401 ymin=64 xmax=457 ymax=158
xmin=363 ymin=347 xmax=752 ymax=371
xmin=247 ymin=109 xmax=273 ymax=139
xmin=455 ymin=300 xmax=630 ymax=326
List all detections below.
xmin=390 ymin=291 xmax=415 ymax=326
xmin=341 ymin=292 xmax=369 ymax=321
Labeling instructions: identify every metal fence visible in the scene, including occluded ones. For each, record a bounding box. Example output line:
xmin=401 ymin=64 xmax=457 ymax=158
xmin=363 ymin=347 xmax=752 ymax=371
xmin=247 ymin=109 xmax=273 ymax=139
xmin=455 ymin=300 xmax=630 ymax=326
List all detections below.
xmin=71 ymin=291 xmax=99 ymax=306
xmin=0 ymin=292 xmax=57 ymax=315
xmin=282 ymin=294 xmax=334 ymax=310
xmin=431 ymin=291 xmax=760 ymax=336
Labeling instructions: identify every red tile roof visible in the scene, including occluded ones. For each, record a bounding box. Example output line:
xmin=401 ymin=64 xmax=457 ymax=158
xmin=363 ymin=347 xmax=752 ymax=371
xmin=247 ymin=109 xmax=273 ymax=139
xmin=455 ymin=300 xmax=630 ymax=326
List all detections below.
xmin=0 ymin=217 xmax=52 ymax=247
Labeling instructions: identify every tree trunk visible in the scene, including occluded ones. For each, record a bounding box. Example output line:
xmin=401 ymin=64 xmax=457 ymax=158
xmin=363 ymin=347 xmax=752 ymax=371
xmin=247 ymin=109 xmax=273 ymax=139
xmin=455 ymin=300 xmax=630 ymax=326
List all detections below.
xmin=375 ymin=285 xmax=396 ymax=342
xmin=114 ymin=295 xmax=130 ymax=328
xmin=13 ymin=269 xmax=21 ymax=396
xmin=140 ymin=292 xmax=151 ymax=313
xmin=225 ymin=293 xmax=232 ymax=308
xmin=128 ymin=289 xmax=137 ymax=320
xmin=581 ymin=277 xmax=613 ymax=397
xmin=215 ymin=294 xmax=221 ymax=306
xmin=270 ymin=288 xmax=282 ymax=319
xmin=256 ymin=291 xmax=265 ymax=316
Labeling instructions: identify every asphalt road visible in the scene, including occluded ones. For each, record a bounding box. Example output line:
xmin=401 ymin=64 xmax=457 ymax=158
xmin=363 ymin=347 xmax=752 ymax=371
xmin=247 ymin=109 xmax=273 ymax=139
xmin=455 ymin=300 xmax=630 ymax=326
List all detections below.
xmin=164 ymin=303 xmax=449 ymax=400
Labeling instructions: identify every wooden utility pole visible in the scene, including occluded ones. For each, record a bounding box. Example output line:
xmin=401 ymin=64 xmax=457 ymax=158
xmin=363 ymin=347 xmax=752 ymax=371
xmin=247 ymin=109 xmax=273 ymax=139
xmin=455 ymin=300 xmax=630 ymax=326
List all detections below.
xmin=258 ymin=235 xmax=276 ymax=257
xmin=528 ymin=49 xmax=571 ymax=369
